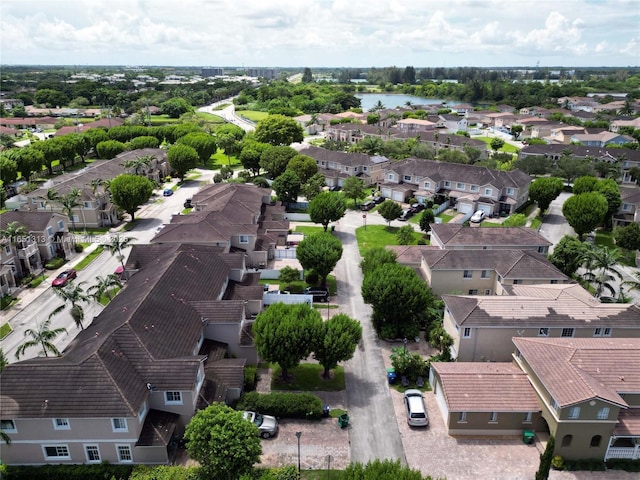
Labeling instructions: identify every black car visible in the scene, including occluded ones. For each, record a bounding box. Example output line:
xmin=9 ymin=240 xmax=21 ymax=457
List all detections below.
xmin=304 ymin=286 xmax=330 ymax=302
xmin=360 ymin=201 xmax=375 ymax=211
xmin=411 ymin=203 xmax=425 ymax=213
xmin=372 ymin=195 xmax=385 ymax=204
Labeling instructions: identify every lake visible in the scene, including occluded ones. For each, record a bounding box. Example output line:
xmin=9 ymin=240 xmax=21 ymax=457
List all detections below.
xmin=355 ymin=93 xmax=446 ymax=112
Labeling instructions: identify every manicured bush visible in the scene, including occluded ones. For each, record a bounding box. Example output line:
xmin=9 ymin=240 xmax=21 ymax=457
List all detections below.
xmin=74 ymin=244 xmax=84 ymax=253
xmin=244 ymin=365 xmax=258 ymax=391
xmin=305 ymin=270 xmax=319 ymax=285
xmin=236 ymin=391 xmax=323 ymax=419
xmin=606 ymin=459 xmax=640 ymax=472
xmin=252 ymin=177 xmax=270 ymax=188
xmin=129 ymin=465 xmax=201 ymax=480
xmin=45 ymin=257 xmax=66 ymax=270
xmin=284 ymin=280 xmax=306 ymax=293
xmin=4 ymin=464 xmax=134 ymax=480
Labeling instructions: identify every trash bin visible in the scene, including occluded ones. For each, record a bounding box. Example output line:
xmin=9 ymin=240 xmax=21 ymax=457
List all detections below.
xmin=322 ymin=405 xmax=331 ymax=418
xmin=338 ymin=413 xmax=349 ymax=428
xmin=387 ymin=368 xmax=396 ymax=384
xmin=523 ymin=430 xmax=535 ymax=445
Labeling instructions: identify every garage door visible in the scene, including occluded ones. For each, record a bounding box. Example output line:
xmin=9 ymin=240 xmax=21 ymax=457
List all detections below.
xmin=392 ymin=191 xmax=405 ymax=202
xmin=457 ymin=203 xmax=473 ymax=214
xmin=381 ymin=188 xmax=392 ymax=198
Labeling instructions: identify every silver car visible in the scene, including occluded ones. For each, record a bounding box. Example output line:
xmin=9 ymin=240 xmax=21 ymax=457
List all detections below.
xmin=404 ymin=389 xmax=429 ymax=427
xmin=243 ymin=411 xmax=278 ymax=438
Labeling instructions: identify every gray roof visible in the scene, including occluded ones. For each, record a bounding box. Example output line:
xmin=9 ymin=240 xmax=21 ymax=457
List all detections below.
xmin=1 ymin=210 xmax=65 ymax=232
xmin=298 ymin=145 xmax=384 ymax=168
xmin=431 ymin=224 xmax=551 ymax=248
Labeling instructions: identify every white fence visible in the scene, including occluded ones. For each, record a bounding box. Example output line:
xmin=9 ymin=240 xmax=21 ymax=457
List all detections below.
xmin=262 ymin=293 xmax=313 ymax=306
xmin=285 ymin=213 xmax=311 ymax=221
xmin=275 ymin=248 xmax=297 ymax=259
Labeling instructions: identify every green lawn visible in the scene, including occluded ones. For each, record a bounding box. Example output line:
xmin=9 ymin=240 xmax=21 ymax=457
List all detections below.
xmin=148 ymin=115 xmax=182 ymax=124
xmin=271 ymin=363 xmax=345 ymax=391
xmin=236 ymin=110 xmax=269 ymax=122
xmin=293 ymin=225 xmax=325 ymax=236
xmin=0 ymin=322 xmax=13 ymax=339
xmin=74 ymin=246 xmax=104 ymax=270
xmin=195 ymin=111 xmax=225 ymax=123
xmin=209 ymin=148 xmax=241 ymax=168
xmin=355 ymin=224 xmax=426 ymax=253
xmin=473 ymin=136 xmax=519 ymax=153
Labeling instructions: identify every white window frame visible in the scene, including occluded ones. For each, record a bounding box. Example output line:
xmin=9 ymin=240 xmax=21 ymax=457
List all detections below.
xmin=594 ymin=327 xmax=612 ymax=337
xmin=403 ymin=175 xmax=411 ymax=181
xmin=468 ymin=289 xmax=478 ymax=295
xmin=47 ymin=226 xmax=54 ymax=237
xmin=458 ymin=412 xmax=467 ymax=423
xmin=481 ymin=270 xmax=490 ymax=278
xmin=568 ymin=406 xmax=581 ymax=419
xmin=444 ymin=180 xmax=451 ymax=187
xmin=138 ymin=402 xmax=147 ymax=423
xmin=484 ymin=289 xmax=492 ymax=295
xmin=456 ymin=182 xmax=465 ymax=190
xmin=57 ymin=220 xmax=64 ymax=230
xmin=470 ymin=185 xmax=479 ymax=192
xmin=239 ymin=235 xmax=249 ymax=244
xmin=597 ymin=407 xmax=610 ymax=420
xmin=523 ymin=412 xmax=533 ymax=423
xmin=84 ymin=444 xmax=101 ymax=463
xmin=463 ymin=270 xmax=472 ymax=279
xmin=489 ymin=412 xmax=498 ymax=423
xmin=116 ymin=444 xmax=133 ymax=463
xmin=4 ymin=246 xmax=11 ymax=255
xmin=112 ymin=418 xmax=128 ymax=432
xmin=506 ymin=187 xmax=515 ymax=195
xmin=484 ymin=188 xmax=493 ymax=196
xmin=463 ymin=327 xmax=472 ymax=338
xmin=423 ymin=181 xmax=430 ymax=188
xmin=42 ymin=444 xmax=71 ymax=460
xmin=561 ymin=328 xmax=575 ymax=338
xmin=53 ymin=418 xmax=71 ymax=430
xmin=550 ymin=398 xmax=559 ymax=411
xmin=165 ymin=391 xmax=183 ymax=405
xmin=1 ymin=419 xmax=17 ymax=433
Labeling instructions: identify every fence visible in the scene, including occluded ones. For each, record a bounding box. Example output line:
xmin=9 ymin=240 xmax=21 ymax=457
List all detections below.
xmin=262 ymin=293 xmax=313 ymax=306
xmin=433 ymin=200 xmax=450 ymax=216
xmin=274 ymin=248 xmax=297 ymax=259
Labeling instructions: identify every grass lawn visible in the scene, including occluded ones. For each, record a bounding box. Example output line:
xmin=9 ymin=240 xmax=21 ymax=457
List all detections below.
xmin=271 ymin=363 xmax=345 ymax=392
xmin=293 ymin=225 xmax=325 ymax=236
xmin=0 ymin=295 xmax=18 ymax=312
xmin=437 ymin=213 xmax=454 ymax=223
xmin=355 ymin=225 xmax=427 ymax=253
xmin=0 ymin=322 xmax=13 ymax=339
xmin=74 ymin=246 xmax=104 ymax=270
xmin=236 ymin=110 xmax=269 ymax=122
xmin=530 ymin=217 xmax=542 ymax=230
xmin=208 ymin=148 xmax=241 ymax=168
xmin=473 ymin=136 xmax=519 ymax=154
xmin=148 ymin=115 xmax=182 ymax=124
xmin=98 ymin=288 xmax=121 ymax=305
xmin=195 ymin=111 xmax=225 ymax=123
xmin=595 ymin=230 xmax=615 ymax=248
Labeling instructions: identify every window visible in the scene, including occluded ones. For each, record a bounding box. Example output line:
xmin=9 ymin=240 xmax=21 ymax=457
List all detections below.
xmin=165 ymin=391 xmax=183 ymax=405
xmin=468 ymin=289 xmax=478 ymax=295
xmin=550 ymin=279 xmax=558 ymax=284
xmin=53 ymin=418 xmax=70 ymax=430
xmin=513 ymin=279 xmax=522 ymax=284
xmin=456 ymin=182 xmax=465 ymax=190
xmin=597 ymin=407 xmax=610 ymax=420
xmin=568 ymin=406 xmax=581 ymax=419
xmin=1 ymin=419 xmax=16 ymax=432
xmin=423 ymin=181 xmax=431 ymax=188
xmin=470 ymin=185 xmax=479 ymax=192
xmin=388 ymin=173 xmax=395 ymax=181
xmin=363 ymin=166 xmax=368 ymax=171
xmin=481 ymin=270 xmax=490 ymax=278
xmin=484 ymin=188 xmax=493 ymax=196
xmin=489 ymin=412 xmax=497 ymax=423
xmin=404 ymin=175 xmax=411 ymax=181
xmin=590 ymin=435 xmax=602 ymax=447
xmin=85 ymin=445 xmax=101 ymax=463
xmin=484 ymin=289 xmax=492 ymax=295
xmin=561 ymin=435 xmax=573 ymax=447
xmin=622 ymin=203 xmax=632 ymax=211
xmin=594 ymin=328 xmax=612 ymax=337
xmin=444 ymin=181 xmax=451 ymax=187
xmin=538 ymin=328 xmax=550 ymax=337
xmin=47 ymin=226 xmax=54 ymax=237
xmin=71 ymin=215 xmax=79 ymax=223
xmin=4 ymin=246 xmax=10 ymax=255
xmin=83 ymin=201 xmax=92 ymax=208
xmin=550 ymin=398 xmax=559 ymax=411
xmin=561 ymin=328 xmax=574 ymax=338
xmin=138 ymin=402 xmax=147 ymax=423
xmin=345 ymin=167 xmax=349 ymax=172
xmin=458 ymin=412 xmax=467 ymax=422
xmin=117 ymin=445 xmax=133 ymax=463
xmin=57 ymin=220 xmax=64 ymax=230
xmin=523 ymin=412 xmax=533 ymax=423
xmin=463 ymin=270 xmax=472 ymax=278
xmin=537 ymin=246 xmax=547 ymax=254
xmin=112 ymin=418 xmax=128 ymax=432
xmin=506 ymin=187 xmax=515 ymax=195
xmin=43 ymin=445 xmax=70 ymax=460
xmin=239 ymin=235 xmax=249 ymax=244
xmin=463 ymin=327 xmax=471 ymax=338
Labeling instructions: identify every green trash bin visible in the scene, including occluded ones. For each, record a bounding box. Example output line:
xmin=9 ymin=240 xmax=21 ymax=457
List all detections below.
xmin=338 ymin=413 xmax=349 ymax=428
xmin=523 ymin=430 xmax=535 ymax=445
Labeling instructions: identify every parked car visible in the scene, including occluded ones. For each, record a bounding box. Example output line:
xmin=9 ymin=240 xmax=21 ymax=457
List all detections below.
xmin=360 ymin=201 xmax=375 ymax=211
xmin=163 ymin=188 xmax=173 ymax=197
xmin=398 ymin=208 xmax=413 ymax=221
xmin=262 ymin=283 xmax=270 ymax=292
xmin=183 ymin=198 xmax=192 ymax=208
xmin=404 ymin=389 xmax=429 ymax=427
xmin=266 ymin=290 xmax=290 ymax=295
xmin=304 ymin=286 xmax=330 ymax=302
xmin=372 ymin=195 xmax=385 ymax=204
xmin=52 ymin=269 xmax=77 ymax=287
xmin=411 ymin=203 xmax=425 ymax=213
xmin=329 ymin=185 xmax=342 ymax=191
xmin=243 ymin=411 xmax=279 ymax=439
xmin=470 ymin=210 xmax=485 ymax=223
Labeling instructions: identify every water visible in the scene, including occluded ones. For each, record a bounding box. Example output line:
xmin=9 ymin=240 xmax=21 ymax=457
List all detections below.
xmin=355 ymin=93 xmax=446 ymax=112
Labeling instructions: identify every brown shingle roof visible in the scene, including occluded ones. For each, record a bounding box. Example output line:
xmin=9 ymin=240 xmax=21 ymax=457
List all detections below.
xmin=136 ymin=409 xmax=179 ymax=447
xmin=431 ymin=362 xmax=540 ymax=412
xmin=431 ymin=224 xmax=551 ymax=249
xmin=1 ymin=211 xmax=63 ymax=232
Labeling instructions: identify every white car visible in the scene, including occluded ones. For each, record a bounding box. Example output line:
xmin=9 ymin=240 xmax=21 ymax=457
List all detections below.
xmin=470 ymin=210 xmax=485 ymax=223
xmin=404 ymin=389 xmax=429 ymax=427
xmin=243 ymin=411 xmax=279 ymax=438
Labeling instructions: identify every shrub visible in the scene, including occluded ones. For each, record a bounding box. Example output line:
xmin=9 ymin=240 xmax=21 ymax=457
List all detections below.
xmin=417 ymin=238 xmax=427 ymax=245
xmin=244 ymin=366 xmax=258 ymax=392
xmin=237 ymin=170 xmax=252 ymax=180
xmin=74 ymin=244 xmax=84 ymax=253
xmin=284 ymin=280 xmax=306 ymax=293
xmin=551 ymin=455 xmax=564 ymax=470
xmin=213 ymin=173 xmax=223 ymax=183
xmin=252 ymin=176 xmax=269 ymax=188
xmin=45 ymin=257 xmax=66 ymax=270
xmin=236 ymin=392 xmax=323 ymax=419
xmin=129 ymin=465 xmax=201 ymax=480
xmin=4 ymin=464 xmax=134 ymax=480
xmin=305 ymin=270 xmax=319 ymax=285
xmin=28 ymin=276 xmax=46 ymax=288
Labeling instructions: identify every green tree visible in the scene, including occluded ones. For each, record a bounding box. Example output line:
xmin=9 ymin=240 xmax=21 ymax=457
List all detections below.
xmin=428 ymin=323 xmax=454 ymax=360
xmin=629 ymin=166 xmax=640 ymax=185
xmin=301 ymin=172 xmax=326 ymax=201
xmin=360 ymin=247 xmax=397 ymax=276
xmin=108 ymin=235 xmax=134 ymax=273
xmin=88 ymin=273 xmax=122 ymax=302
xmin=41 ymin=187 xmax=60 ymax=212
xmin=239 ymin=140 xmax=269 ymax=176
xmin=614 ymin=222 xmax=640 ymax=252
xmin=160 ymin=97 xmax=193 ymax=118
xmin=95 ymin=140 xmax=126 ymax=159
xmin=272 ymin=170 xmax=301 ymax=205
xmin=253 ymin=302 xmax=322 ymax=380
xmin=396 ymin=225 xmax=415 ymax=245
xmin=308 ymin=191 xmax=347 ymax=231
xmin=595 ymin=178 xmax=621 ymax=230
xmin=286 ymin=154 xmax=317 ymax=183
xmin=419 ymin=209 xmax=435 ymax=233
xmin=49 ymin=281 xmax=90 ymax=330
xmin=254 ymin=114 xmax=304 ymax=146
xmin=58 ymin=188 xmax=82 ymax=232
xmin=216 ymin=133 xmax=241 ymax=166
xmin=548 ymin=235 xmax=587 ymax=277
xmin=581 ymin=245 xmax=624 ymax=298
xmin=343 ymin=459 xmax=425 ymax=480
xmin=259 ymin=145 xmax=298 ymax=178
xmin=15 ymin=318 xmax=67 ymax=359
xmin=278 ymin=266 xmax=301 ymax=285
xmin=490 ymin=137 xmax=505 ymax=152
xmin=511 ymin=125 xmax=523 ymax=139
xmin=296 ymin=232 xmax=343 ymax=287
xmin=535 ymin=435 xmax=555 ymax=480
xmin=378 ymin=200 xmax=402 ymax=226
xmin=528 ymin=177 xmax=564 ymax=213
xmin=183 ymin=403 xmax=261 ymax=480
xmin=362 ymin=263 xmax=431 ymax=338
xmin=301 ymin=67 xmax=313 ymax=83
xmin=9 ymin=146 xmax=45 ymax=179
xmin=0 ymin=155 xmax=18 ymax=185
xmin=177 ymin=132 xmax=217 ymax=166
xmin=562 ymin=192 xmax=608 ymax=240
xmin=572 ymin=175 xmax=598 ymax=194
xmin=514 ymin=155 xmax=553 ymax=176
xmin=623 ymin=271 xmax=640 ymax=293
xmin=167 ymin=144 xmax=199 ymax=181
xmin=341 ymin=176 xmax=366 ymax=207
xmin=125 ymin=135 xmax=160 ymax=150
xmin=109 ymin=174 xmax=154 ymax=221
xmin=313 ymin=313 xmax=362 ymax=378
xmin=120 ymin=154 xmax=153 ymax=175
xmin=555 ymin=156 xmax=594 ymax=184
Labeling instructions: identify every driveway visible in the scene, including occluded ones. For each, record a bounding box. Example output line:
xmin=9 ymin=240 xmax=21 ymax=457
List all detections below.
xmin=538 ymin=191 xmax=575 ymax=253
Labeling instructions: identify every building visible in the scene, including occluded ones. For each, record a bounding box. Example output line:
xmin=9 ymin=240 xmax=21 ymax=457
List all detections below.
xmin=429 ymin=224 xmax=552 ymax=254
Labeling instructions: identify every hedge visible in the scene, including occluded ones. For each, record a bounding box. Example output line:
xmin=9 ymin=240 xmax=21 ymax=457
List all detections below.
xmin=4 ymin=464 xmax=133 ymax=480
xmin=236 ymin=392 xmax=323 ymax=419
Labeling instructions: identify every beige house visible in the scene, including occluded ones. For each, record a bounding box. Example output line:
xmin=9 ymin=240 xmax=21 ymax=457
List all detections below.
xmin=614 ymin=186 xmax=640 ymax=228
xmin=442 ymin=284 xmax=640 ymax=362
xmin=430 ymin=224 xmax=552 ymax=254
xmin=0 ymin=243 xmax=264 ymax=466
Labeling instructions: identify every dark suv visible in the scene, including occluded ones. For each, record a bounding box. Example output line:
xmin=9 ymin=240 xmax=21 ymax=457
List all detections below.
xmin=304 ymin=286 xmax=330 ymax=302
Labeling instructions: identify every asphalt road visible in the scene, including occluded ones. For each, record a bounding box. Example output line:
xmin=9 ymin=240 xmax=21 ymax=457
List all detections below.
xmin=537 ymin=191 xmax=576 ymax=253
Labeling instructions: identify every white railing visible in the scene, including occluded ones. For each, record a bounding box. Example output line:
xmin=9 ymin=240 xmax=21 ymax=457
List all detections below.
xmin=605 ymin=445 xmax=640 ymax=460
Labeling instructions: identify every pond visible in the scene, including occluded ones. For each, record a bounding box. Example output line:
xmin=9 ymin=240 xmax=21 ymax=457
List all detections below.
xmin=355 ymin=93 xmax=446 ymax=112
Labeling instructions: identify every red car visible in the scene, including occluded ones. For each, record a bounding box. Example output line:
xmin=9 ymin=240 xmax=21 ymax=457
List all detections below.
xmin=52 ymin=269 xmax=77 ymax=287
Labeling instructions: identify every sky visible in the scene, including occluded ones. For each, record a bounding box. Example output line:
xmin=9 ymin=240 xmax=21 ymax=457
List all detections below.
xmin=1 ymin=0 xmax=639 ymax=68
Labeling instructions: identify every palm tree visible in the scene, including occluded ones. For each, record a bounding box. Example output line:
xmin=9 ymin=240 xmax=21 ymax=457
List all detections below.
xmin=49 ymin=281 xmax=90 ymax=330
xmin=581 ymin=245 xmax=624 ymax=298
xmin=108 ymin=235 xmax=134 ymax=273
xmin=88 ymin=274 xmax=122 ymax=302
xmin=622 ymin=271 xmax=640 ymax=293
xmin=121 ymin=155 xmax=154 ymax=176
xmin=58 ymin=188 xmax=82 ymax=232
xmin=15 ymin=318 xmax=68 ymax=359
xmin=89 ymin=178 xmax=105 ymax=195
xmin=39 ymin=187 xmax=59 ymax=212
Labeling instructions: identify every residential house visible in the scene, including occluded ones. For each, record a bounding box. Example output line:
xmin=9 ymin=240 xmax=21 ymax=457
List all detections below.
xmin=292 ymin=113 xmax=335 ymax=135
xmin=0 ymin=243 xmax=264 ymax=466
xmin=442 ymin=283 xmax=640 ymax=362
xmin=0 ymin=99 xmax=24 ymax=111
xmin=614 ymin=186 xmax=640 ymax=227
xmin=611 ymin=117 xmax=640 ymax=133
xmin=570 ymin=131 xmax=633 ymax=147
xmin=153 ymin=183 xmax=289 ymax=269
xmin=297 ymin=145 xmax=390 ymax=188
xmin=380 ymin=159 xmax=531 ymax=216
xmin=396 ymin=118 xmax=437 ymax=132
xmin=419 ymin=248 xmax=569 ymax=296
xmin=438 ymin=114 xmax=468 ymax=133
xmin=53 ymin=117 xmax=125 ymax=137
xmin=430 ymin=337 xmax=640 ymax=462
xmin=548 ymin=126 xmax=587 ymax=144
xmin=0 ymin=117 xmax=59 ymax=131
xmin=430 ymin=224 xmax=552 ymax=253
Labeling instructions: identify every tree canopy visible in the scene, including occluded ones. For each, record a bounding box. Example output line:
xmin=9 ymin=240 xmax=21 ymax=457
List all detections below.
xmin=308 ymin=191 xmax=347 ymax=231
xmin=296 ymin=232 xmax=343 ymax=286
xmin=286 ymin=154 xmax=317 ymax=183
xmin=272 ymin=170 xmax=301 ymax=205
xmin=615 ymin=222 xmax=640 ymax=252
xmin=360 ymin=247 xmax=398 ymax=276
xmin=378 ymin=200 xmax=402 ymax=226
xmin=313 ymin=313 xmax=362 ymax=378
xmin=548 ymin=235 xmax=587 ymax=277
xmin=419 ymin=209 xmax=435 ymax=233
xmin=109 ymin=174 xmax=154 ymax=221
xmin=259 ymin=145 xmax=298 ymax=178
xmin=341 ymin=176 xmax=367 ymax=206
xmin=254 ymin=114 xmax=304 ymax=146
xmin=167 ymin=143 xmax=199 ymax=181
xmin=562 ymin=192 xmax=608 ymax=240
xmin=528 ymin=177 xmax=564 ymax=213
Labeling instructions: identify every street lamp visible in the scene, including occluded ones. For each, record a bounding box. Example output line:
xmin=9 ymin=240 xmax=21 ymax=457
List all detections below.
xmin=295 ymin=431 xmax=302 ymax=478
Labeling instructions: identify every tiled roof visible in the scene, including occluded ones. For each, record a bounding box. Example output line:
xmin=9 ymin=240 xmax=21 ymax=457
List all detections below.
xmin=136 ymin=409 xmax=179 ymax=447
xmin=615 ymin=408 xmax=640 ymax=436
xmin=431 ymin=362 xmax=539 ymax=412
xmin=431 ymin=224 xmax=551 ymax=248
xmin=0 ymin=211 xmax=63 ymax=232
xmin=191 ymin=300 xmax=245 ymax=324
xmin=387 ymin=245 xmax=438 ymax=266
xmin=513 ymin=337 xmax=640 ymax=408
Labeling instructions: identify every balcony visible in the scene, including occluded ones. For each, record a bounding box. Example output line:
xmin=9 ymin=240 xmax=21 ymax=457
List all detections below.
xmin=17 ymin=243 xmax=38 ymax=259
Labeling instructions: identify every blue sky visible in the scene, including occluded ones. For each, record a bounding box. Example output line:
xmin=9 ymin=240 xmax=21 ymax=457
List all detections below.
xmin=2 ymin=0 xmax=638 ymax=67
